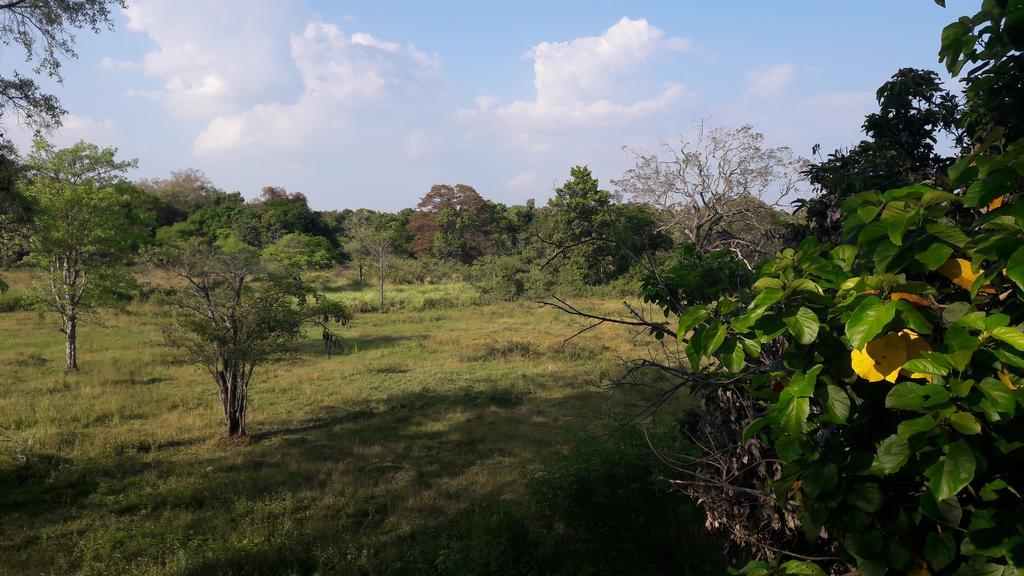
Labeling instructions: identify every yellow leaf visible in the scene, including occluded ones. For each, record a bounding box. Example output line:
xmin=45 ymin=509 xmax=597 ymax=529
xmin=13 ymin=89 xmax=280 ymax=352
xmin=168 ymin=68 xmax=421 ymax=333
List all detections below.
xmin=891 ymin=292 xmax=931 ymax=307
xmin=852 ymin=333 xmax=907 ymax=383
xmin=999 ymin=369 xmax=1017 ymax=390
xmin=851 ymin=330 xmax=932 ymax=383
xmin=908 ymin=565 xmax=932 ymax=576
xmin=937 ymin=258 xmax=994 ymax=293
xmin=985 ymin=195 xmax=1007 ymax=212
xmin=899 ymin=329 xmax=933 ymax=381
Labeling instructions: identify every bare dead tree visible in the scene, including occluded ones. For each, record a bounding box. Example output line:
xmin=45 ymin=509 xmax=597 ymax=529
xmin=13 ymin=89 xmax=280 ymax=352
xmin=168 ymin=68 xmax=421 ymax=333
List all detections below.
xmin=613 ymin=122 xmax=807 ymax=270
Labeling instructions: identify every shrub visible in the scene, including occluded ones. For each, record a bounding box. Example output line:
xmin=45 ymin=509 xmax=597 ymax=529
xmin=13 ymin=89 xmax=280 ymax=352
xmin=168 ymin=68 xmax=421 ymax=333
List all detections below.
xmin=0 ymin=290 xmax=29 ymax=313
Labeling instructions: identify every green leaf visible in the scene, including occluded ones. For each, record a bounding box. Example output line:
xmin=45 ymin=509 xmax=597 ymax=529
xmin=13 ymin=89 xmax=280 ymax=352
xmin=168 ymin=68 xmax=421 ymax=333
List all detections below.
xmin=677 ymin=306 xmax=708 ymax=338
xmin=916 ymin=243 xmax=955 ymax=270
xmin=886 ymin=382 xmax=950 ymax=411
xmin=873 ymin=240 xmax=901 ymax=272
xmin=895 ymin=300 xmax=933 ymax=335
xmin=823 ymin=384 xmax=851 ymax=424
xmin=924 ymin=532 xmax=957 ymax=571
xmin=949 ymin=412 xmax=982 ymax=435
xmin=780 ymin=395 xmax=810 ymax=436
xmin=788 ymin=278 xmax=823 ymax=295
xmin=897 ymin=414 xmax=937 ymax=438
xmin=703 ymin=320 xmax=727 ymax=356
xmin=978 ymin=377 xmax=1017 ymax=419
xmin=991 ymin=326 xmax=1024 ymax=351
xmin=752 ymin=277 xmax=784 ymax=292
xmin=720 ymin=338 xmax=745 ymax=373
xmin=984 ymin=313 xmax=1010 ymax=331
xmin=780 ymin=560 xmax=827 ymax=576
xmin=874 ymin=434 xmax=910 ymax=474
xmin=902 ymin=353 xmax=951 ymax=376
xmin=945 ymin=325 xmax=981 ymax=371
xmin=957 ymin=311 xmax=987 ymax=331
xmin=733 ymin=288 xmax=784 ymax=331
xmin=926 ymin=221 xmax=970 ymax=247
xmin=847 ymin=482 xmax=884 ymax=513
xmin=925 ymin=440 xmax=976 ymax=501
xmin=857 ymin=204 xmax=881 ymax=223
xmin=881 ymin=201 xmax=913 ymax=246
xmin=784 ymin=307 xmax=819 ymax=345
xmin=845 ymin=296 xmax=897 ymax=349
xmin=738 ymin=336 xmax=761 ymax=358
xmin=1006 ymin=246 xmax=1024 ymax=292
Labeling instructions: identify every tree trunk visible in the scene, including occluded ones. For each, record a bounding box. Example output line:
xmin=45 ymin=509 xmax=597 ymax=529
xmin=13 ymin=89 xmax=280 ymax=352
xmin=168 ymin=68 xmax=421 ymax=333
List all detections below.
xmin=358 ymin=263 xmax=364 ymax=285
xmin=65 ymin=315 xmax=78 ymax=370
xmin=379 ymin=266 xmax=385 ymax=312
xmin=218 ymin=368 xmax=247 ymax=437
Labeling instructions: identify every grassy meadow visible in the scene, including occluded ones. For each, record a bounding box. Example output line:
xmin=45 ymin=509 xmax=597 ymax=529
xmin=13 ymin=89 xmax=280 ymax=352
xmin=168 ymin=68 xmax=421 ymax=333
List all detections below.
xmin=0 ymin=269 xmax=722 ymax=576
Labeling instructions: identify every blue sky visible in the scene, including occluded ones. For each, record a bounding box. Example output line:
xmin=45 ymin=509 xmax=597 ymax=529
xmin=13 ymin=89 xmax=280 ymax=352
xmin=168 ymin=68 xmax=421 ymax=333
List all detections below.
xmin=8 ymin=0 xmax=976 ymax=210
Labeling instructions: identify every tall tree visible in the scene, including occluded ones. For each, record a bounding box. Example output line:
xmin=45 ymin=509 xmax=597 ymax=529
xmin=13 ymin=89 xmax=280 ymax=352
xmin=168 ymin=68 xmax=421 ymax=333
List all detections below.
xmin=408 ymin=184 xmax=493 ymax=262
xmin=546 ymin=166 xmax=666 ymax=283
xmin=0 ymin=0 xmax=126 ymax=135
xmin=613 ymin=123 xmax=803 ymax=269
xmin=21 ymin=139 xmax=150 ymax=369
xmin=152 ymin=239 xmax=349 ymax=437
xmin=799 ymin=68 xmax=964 ymax=242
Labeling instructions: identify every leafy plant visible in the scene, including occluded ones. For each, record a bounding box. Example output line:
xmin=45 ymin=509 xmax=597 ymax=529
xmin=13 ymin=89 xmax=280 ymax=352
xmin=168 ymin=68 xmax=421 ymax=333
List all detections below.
xmin=672 ymin=2 xmax=1024 ymax=573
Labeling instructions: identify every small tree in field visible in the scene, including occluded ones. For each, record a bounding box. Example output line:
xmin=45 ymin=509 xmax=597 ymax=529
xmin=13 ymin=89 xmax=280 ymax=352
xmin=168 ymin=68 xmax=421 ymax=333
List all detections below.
xmin=346 ymin=212 xmax=392 ymax=310
xmin=21 ymin=139 xmax=149 ymax=370
xmin=152 ymin=239 xmax=350 ymax=437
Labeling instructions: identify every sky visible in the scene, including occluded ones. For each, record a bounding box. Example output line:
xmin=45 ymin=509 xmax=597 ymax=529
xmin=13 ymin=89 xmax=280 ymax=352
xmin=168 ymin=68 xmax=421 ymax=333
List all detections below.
xmin=6 ymin=0 xmax=977 ymax=211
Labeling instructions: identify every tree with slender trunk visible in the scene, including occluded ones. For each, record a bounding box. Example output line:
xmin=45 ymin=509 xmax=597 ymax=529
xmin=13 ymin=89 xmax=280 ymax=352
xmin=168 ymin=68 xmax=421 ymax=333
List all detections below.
xmin=151 ymin=239 xmax=350 ymax=437
xmin=21 ymin=139 xmax=148 ymax=370
xmin=346 ymin=211 xmax=393 ymax=311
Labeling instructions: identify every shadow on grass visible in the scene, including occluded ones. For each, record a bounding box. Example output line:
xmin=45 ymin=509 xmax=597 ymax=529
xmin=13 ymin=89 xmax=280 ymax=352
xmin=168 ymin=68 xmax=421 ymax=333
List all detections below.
xmin=1 ymin=376 xmax=727 ymax=576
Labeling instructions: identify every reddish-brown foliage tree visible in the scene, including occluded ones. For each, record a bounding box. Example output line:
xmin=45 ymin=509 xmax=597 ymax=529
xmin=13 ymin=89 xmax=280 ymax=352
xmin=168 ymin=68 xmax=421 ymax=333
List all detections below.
xmin=407 ymin=184 xmax=493 ymax=262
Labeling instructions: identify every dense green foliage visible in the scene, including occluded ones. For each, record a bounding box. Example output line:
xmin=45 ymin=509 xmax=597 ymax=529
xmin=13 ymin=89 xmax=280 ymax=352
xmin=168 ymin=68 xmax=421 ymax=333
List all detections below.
xmin=799 ymin=68 xmax=965 ymax=244
xmin=668 ymin=2 xmax=1024 ymax=574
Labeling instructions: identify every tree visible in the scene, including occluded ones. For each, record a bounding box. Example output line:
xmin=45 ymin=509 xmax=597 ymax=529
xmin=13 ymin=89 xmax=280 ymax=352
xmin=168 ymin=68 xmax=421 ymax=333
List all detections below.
xmin=408 ymin=184 xmax=493 ymax=262
xmin=152 ymin=239 xmax=349 ymax=437
xmin=262 ymin=232 xmax=336 ymax=270
xmin=613 ymin=124 xmax=804 ymax=269
xmin=21 ymin=139 xmax=149 ymax=370
xmin=799 ymin=68 xmax=965 ymax=243
xmin=545 ymin=166 xmax=667 ymax=283
xmin=0 ymin=0 xmax=125 ymax=135
xmin=136 ymin=168 xmax=223 ymax=226
xmin=346 ymin=212 xmax=393 ymax=310
xmin=596 ymin=2 xmax=1024 ymax=573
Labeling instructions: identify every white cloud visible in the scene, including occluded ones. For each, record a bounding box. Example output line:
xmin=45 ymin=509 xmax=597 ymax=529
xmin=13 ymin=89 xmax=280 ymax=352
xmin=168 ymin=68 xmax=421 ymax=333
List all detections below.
xmin=506 ymin=169 xmax=538 ymax=191
xmin=194 ymin=21 xmax=437 ymax=155
xmin=462 ymin=17 xmax=694 ymax=132
xmin=120 ymin=0 xmax=301 ymax=118
xmin=745 ymin=64 xmax=796 ymax=100
xmin=351 ymin=32 xmax=401 ymax=53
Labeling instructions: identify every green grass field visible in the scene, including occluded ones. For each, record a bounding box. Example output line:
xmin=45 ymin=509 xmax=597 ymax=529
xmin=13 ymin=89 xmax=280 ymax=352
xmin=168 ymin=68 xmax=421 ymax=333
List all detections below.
xmin=0 ymin=270 xmax=722 ymax=576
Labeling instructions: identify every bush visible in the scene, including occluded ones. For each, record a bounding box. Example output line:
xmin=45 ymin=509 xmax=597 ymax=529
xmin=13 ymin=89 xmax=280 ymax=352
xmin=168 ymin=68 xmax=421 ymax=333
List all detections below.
xmin=674 ymin=4 xmax=1024 ymax=572
xmin=0 ymin=290 xmax=29 ymax=313
xmin=468 ymin=254 xmax=528 ymax=301
xmin=388 ymin=257 xmax=467 ymax=285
